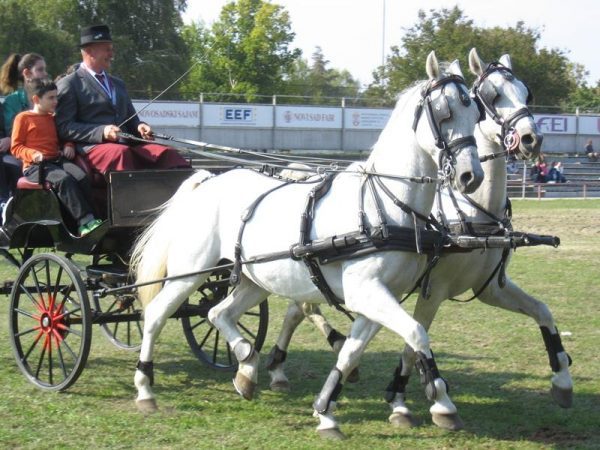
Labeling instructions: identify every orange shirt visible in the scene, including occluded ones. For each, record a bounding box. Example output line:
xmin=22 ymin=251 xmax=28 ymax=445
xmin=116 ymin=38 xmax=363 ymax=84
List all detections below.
xmin=11 ymin=111 xmax=61 ymax=170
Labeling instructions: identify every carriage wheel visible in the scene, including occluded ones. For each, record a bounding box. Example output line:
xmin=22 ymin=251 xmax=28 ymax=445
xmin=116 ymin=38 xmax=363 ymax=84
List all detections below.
xmin=181 ymin=263 xmax=269 ymax=371
xmin=9 ymin=253 xmax=92 ymax=391
xmin=93 ymin=293 xmax=143 ymax=351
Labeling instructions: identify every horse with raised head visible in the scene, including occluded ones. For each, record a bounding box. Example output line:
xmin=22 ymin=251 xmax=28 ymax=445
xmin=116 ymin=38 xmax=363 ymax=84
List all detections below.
xmin=265 ymin=49 xmax=573 ymax=431
xmin=130 ymin=51 xmax=484 ymax=439
xmin=383 ymin=48 xmax=573 ymax=427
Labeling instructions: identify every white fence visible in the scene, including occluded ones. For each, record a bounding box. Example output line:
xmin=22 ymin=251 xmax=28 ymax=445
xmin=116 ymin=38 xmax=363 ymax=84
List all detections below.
xmin=132 ymin=100 xmax=600 ymax=153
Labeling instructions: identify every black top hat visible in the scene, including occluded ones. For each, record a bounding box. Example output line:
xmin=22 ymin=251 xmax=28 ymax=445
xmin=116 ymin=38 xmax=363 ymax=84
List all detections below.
xmin=80 ymin=24 xmax=112 ymax=47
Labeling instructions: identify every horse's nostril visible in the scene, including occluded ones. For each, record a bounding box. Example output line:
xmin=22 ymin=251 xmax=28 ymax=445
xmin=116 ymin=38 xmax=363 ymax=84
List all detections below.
xmin=521 ymin=134 xmax=534 ymax=145
xmin=460 ymin=172 xmax=473 ymax=186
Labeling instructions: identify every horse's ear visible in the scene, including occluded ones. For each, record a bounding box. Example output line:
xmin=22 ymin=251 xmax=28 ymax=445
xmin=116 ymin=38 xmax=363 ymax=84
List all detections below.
xmin=448 ymin=59 xmax=464 ymax=78
xmin=499 ymin=54 xmax=512 ymax=69
xmin=426 ymin=51 xmax=439 ymax=79
xmin=468 ymin=48 xmax=485 ymax=76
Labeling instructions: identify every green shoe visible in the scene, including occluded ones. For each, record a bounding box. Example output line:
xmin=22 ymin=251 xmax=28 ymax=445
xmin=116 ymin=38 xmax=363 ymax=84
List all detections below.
xmin=79 ymin=219 xmax=103 ymax=236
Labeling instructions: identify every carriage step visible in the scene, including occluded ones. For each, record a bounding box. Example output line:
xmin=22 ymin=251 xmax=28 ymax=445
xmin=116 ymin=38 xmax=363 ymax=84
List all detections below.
xmin=87 ymin=264 xmax=130 ymax=284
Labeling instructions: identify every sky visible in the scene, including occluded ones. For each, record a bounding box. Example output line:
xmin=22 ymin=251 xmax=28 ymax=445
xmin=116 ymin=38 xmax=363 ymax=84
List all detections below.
xmin=183 ymin=0 xmax=599 ymax=88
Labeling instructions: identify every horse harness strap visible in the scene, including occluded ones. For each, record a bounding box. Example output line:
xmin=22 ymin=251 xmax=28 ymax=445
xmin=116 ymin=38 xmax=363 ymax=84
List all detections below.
xmin=230 ymin=179 xmax=293 ymax=285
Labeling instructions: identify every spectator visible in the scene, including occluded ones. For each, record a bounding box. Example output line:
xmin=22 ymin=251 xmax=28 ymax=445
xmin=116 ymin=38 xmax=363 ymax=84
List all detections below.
xmin=506 ymin=155 xmax=519 ymax=174
xmin=530 ymin=157 xmax=547 ymax=183
xmin=55 ymin=24 xmax=190 ymax=174
xmin=585 ymin=139 xmax=598 ymax=162
xmin=11 ymin=79 xmax=102 ymax=236
xmin=0 ymin=53 xmax=45 ymax=210
xmin=547 ymin=161 xmax=567 ymax=183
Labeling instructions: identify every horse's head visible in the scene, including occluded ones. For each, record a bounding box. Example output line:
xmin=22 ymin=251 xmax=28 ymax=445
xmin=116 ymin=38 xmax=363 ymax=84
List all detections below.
xmin=469 ymin=48 xmax=543 ymax=160
xmin=413 ymin=51 xmax=484 ymax=194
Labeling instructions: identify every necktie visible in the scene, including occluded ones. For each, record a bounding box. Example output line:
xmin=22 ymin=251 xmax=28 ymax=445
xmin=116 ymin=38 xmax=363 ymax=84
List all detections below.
xmin=95 ymin=73 xmax=111 ymax=99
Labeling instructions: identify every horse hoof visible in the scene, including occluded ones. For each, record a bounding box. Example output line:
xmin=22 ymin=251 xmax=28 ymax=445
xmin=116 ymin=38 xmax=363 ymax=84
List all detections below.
xmin=233 ymin=373 xmax=256 ymax=400
xmin=317 ymin=428 xmax=347 ymax=440
xmin=389 ymin=412 xmax=421 ymax=428
xmin=346 ymin=367 xmax=360 ymax=384
xmin=551 ymin=385 xmax=573 ymax=408
xmin=432 ymin=412 xmax=464 ymax=431
xmin=270 ymin=380 xmax=291 ymax=392
xmin=136 ymin=398 xmax=158 ymax=414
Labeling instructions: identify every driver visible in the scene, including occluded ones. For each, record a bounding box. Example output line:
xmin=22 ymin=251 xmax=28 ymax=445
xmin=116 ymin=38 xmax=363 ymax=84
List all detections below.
xmin=55 ymin=24 xmax=190 ymax=174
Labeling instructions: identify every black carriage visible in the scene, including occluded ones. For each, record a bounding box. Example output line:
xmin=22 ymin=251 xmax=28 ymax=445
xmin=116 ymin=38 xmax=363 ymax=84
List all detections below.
xmin=1 ymin=157 xmax=269 ymax=391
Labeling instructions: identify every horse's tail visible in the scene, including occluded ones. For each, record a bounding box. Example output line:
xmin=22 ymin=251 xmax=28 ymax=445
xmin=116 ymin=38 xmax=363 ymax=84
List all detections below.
xmin=131 ymin=169 xmax=214 ymax=308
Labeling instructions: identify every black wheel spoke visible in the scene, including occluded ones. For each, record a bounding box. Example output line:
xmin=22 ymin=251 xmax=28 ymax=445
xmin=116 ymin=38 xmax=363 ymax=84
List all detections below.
xmin=22 ymin=331 xmax=44 ymax=362
xmin=34 ymin=338 xmax=48 ymax=379
xmin=19 ymin=282 xmax=44 ymax=311
xmin=15 ymin=326 xmax=39 ymax=338
xmin=52 ymin=266 xmax=64 ymax=300
xmin=189 ymin=318 xmax=207 ymax=331
xmin=198 ymin=326 xmax=214 ymax=348
xmin=56 ymin=344 xmax=68 ymax=379
xmin=15 ymin=308 xmax=38 ymax=321
xmin=238 ymin=321 xmax=257 ymax=341
xmin=212 ymin=330 xmax=220 ymax=364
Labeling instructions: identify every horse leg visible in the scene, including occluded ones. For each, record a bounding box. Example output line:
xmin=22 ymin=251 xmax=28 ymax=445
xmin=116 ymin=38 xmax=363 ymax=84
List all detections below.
xmin=478 ymin=278 xmax=573 ymax=408
xmin=386 ymin=293 xmax=444 ymax=428
xmin=208 ymin=276 xmax=270 ymax=400
xmin=266 ymin=301 xmax=306 ymax=392
xmin=343 ymin=278 xmax=463 ymax=431
xmin=301 ymin=303 xmax=359 ymax=383
xmin=135 ymin=278 xmax=203 ymax=412
xmin=313 ymin=315 xmax=381 ymax=440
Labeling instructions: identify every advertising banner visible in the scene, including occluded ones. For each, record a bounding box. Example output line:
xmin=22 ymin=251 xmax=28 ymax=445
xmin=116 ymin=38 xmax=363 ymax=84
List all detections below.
xmin=532 ymin=114 xmax=576 ymax=134
xmin=133 ymin=101 xmax=200 ymax=127
xmin=344 ymin=108 xmax=392 ymax=129
xmin=578 ymin=115 xmax=600 ymax=135
xmin=202 ymin=104 xmax=273 ymax=127
xmin=275 ymin=106 xmax=342 ymax=128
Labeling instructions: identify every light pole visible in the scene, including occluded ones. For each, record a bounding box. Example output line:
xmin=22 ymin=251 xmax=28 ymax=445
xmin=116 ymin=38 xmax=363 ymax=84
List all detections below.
xmin=382 ymin=0 xmax=386 ymax=67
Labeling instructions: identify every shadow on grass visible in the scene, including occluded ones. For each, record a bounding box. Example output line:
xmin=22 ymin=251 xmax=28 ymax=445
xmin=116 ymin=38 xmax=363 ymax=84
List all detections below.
xmin=63 ymin=347 xmax=597 ymax=447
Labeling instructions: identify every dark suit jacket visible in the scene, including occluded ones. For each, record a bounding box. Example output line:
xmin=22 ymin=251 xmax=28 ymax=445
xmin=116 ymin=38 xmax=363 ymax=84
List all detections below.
xmin=55 ymin=66 xmax=142 ymax=153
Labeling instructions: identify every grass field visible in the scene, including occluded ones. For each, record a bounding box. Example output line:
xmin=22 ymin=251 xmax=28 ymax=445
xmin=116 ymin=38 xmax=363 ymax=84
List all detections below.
xmin=0 ymin=199 xmax=599 ymax=449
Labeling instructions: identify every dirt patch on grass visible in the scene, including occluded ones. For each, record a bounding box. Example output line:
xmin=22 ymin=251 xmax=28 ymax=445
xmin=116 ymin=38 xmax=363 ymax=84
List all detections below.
xmin=530 ymin=427 xmax=589 ymax=446
xmin=512 ymin=207 xmax=600 ymax=237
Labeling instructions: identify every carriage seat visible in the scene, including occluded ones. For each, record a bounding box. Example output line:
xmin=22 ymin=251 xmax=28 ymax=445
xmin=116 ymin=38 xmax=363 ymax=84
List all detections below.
xmin=15 ymin=154 xmax=106 ymax=190
xmin=73 ymin=153 xmax=107 ymax=188
xmin=16 ymin=177 xmax=52 ymax=190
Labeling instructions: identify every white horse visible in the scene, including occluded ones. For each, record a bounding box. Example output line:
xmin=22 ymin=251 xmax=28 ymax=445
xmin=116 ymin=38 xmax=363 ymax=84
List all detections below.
xmin=383 ymin=48 xmax=573 ymax=427
xmin=266 ymin=48 xmax=573 ymax=429
xmin=130 ymin=52 xmax=484 ymax=439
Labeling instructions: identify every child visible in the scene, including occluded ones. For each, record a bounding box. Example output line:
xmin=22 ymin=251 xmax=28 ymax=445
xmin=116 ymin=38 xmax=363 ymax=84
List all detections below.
xmin=11 ymin=79 xmax=102 ymax=236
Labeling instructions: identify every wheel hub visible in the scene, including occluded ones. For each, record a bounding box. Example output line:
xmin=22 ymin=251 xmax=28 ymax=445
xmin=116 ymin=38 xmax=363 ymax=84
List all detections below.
xmin=35 ymin=296 xmax=68 ymax=343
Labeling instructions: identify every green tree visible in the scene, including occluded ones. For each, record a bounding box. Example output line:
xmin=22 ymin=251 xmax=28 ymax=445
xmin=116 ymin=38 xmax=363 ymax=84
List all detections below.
xmin=280 ymin=47 xmax=360 ymax=104
xmin=181 ymin=0 xmax=300 ymax=102
xmin=0 ymin=0 xmax=76 ymax=81
xmin=363 ymin=7 xmax=578 ymax=110
xmin=565 ymin=83 xmax=600 ymax=113
xmin=1 ymin=0 xmax=189 ymax=99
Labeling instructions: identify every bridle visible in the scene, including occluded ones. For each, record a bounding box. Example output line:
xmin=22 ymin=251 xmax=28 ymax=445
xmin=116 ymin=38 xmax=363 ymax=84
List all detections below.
xmin=471 ymin=62 xmax=534 ymax=158
xmin=412 ymin=74 xmax=478 ymax=183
